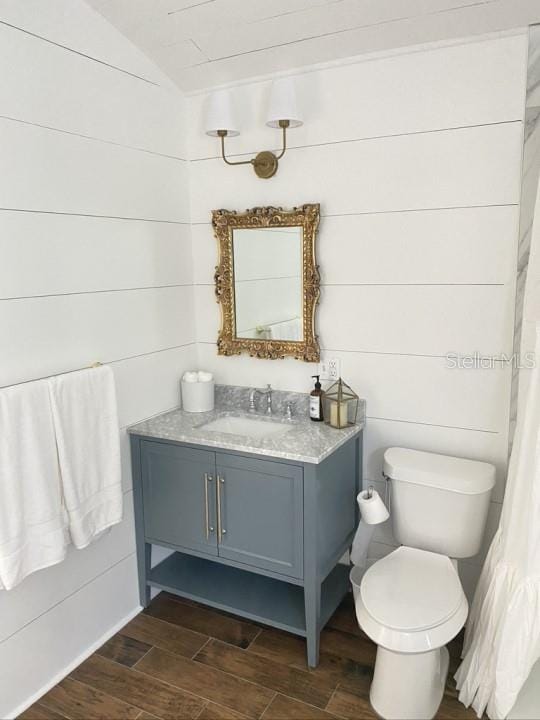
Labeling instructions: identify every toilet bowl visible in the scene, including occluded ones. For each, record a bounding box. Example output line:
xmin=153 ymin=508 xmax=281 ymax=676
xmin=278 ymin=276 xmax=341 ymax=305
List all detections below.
xmin=351 ymin=547 xmax=468 ymax=719
xmin=351 ymin=447 xmax=495 ymax=720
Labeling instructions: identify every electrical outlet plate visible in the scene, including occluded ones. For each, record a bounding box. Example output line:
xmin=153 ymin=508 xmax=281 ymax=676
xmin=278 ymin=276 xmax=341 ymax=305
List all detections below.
xmin=319 ymin=357 xmax=340 ymax=381
xmin=319 ymin=361 xmax=329 ymax=380
xmin=328 ymin=358 xmax=340 ymax=381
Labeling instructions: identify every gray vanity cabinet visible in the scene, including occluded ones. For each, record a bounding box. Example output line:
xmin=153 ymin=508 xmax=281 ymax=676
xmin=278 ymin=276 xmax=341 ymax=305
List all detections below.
xmin=141 ymin=441 xmax=217 ymax=557
xmin=215 ymin=453 xmax=303 ymax=579
xmin=141 ymin=442 xmax=303 ymax=576
xmin=131 ymin=432 xmax=362 ymax=668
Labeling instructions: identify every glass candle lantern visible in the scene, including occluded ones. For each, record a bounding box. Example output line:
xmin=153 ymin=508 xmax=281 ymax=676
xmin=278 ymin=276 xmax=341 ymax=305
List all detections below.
xmin=323 ymin=378 xmax=359 ymax=429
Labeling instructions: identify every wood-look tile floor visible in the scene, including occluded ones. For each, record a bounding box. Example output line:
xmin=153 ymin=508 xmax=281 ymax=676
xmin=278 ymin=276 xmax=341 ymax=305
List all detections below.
xmin=20 ymin=592 xmax=477 ymax=720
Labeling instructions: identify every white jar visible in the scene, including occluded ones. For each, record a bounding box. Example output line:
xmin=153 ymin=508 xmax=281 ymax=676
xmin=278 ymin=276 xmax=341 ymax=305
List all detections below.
xmin=181 ymin=379 xmax=215 ymax=412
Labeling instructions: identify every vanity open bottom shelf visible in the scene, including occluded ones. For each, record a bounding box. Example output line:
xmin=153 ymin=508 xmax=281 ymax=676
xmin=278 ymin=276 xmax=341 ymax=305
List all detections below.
xmin=149 ymin=550 xmax=351 ymax=637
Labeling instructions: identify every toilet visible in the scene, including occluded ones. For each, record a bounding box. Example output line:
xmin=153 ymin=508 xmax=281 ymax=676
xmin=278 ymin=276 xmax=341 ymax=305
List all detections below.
xmin=350 ymin=447 xmax=495 ymax=720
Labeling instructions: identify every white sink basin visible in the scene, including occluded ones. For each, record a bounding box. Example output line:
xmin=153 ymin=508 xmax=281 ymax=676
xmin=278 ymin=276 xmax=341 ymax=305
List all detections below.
xmin=200 ymin=415 xmax=294 ymax=439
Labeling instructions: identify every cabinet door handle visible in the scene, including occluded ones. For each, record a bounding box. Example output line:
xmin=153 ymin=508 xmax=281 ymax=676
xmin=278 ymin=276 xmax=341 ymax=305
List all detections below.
xmin=216 ymin=475 xmax=226 ymax=542
xmin=204 ymin=473 xmax=214 ymax=540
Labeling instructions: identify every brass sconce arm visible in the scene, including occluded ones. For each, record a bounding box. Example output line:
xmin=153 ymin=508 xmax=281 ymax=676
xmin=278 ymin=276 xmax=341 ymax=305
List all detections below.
xmin=217 ymin=121 xmax=290 ymax=179
xmin=218 ymin=130 xmax=254 ymax=167
xmin=274 ymin=119 xmax=289 ymax=160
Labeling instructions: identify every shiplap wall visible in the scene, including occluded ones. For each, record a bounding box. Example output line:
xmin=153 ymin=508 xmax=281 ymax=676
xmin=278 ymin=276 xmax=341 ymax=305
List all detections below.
xmin=0 ymin=2 xmax=193 ymax=717
xmin=188 ymin=32 xmax=527 ymax=599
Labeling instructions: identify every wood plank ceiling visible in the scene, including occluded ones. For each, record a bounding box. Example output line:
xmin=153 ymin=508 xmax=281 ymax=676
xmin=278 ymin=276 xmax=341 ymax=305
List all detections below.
xmin=85 ymin=0 xmax=540 ymax=91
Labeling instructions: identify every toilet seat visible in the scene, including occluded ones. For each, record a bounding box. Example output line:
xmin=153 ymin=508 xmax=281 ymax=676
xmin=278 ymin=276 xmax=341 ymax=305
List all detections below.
xmin=352 ymin=546 xmax=468 ymax=654
xmin=363 ymin=546 xmax=463 ymax=631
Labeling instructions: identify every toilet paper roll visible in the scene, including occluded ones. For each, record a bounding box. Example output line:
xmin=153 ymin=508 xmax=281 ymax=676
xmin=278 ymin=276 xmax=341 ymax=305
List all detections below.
xmin=350 ymin=489 xmax=390 ymax=568
xmin=357 ymin=488 xmax=390 ymax=525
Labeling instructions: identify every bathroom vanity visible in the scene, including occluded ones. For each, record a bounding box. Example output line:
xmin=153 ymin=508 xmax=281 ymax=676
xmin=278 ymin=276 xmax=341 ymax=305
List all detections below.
xmin=129 ymin=386 xmax=364 ymax=666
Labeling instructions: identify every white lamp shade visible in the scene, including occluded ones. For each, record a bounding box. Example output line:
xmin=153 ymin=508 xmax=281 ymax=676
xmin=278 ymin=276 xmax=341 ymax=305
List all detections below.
xmin=205 ymin=89 xmax=240 ymax=137
xmin=266 ymin=77 xmax=303 ymax=128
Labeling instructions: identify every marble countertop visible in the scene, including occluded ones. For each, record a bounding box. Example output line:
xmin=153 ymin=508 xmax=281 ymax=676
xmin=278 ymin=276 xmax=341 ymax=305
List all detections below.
xmin=128 ymin=385 xmax=365 ymax=465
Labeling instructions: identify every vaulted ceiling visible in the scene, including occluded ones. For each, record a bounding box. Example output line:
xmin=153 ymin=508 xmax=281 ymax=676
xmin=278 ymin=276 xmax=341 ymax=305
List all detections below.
xmin=86 ymin=0 xmax=540 ymax=91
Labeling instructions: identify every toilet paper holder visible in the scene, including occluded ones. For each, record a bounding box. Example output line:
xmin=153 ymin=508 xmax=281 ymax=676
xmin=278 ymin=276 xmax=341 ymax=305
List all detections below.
xmin=363 ymin=476 xmax=391 ymax=508
xmin=366 ymin=472 xmax=391 ymax=497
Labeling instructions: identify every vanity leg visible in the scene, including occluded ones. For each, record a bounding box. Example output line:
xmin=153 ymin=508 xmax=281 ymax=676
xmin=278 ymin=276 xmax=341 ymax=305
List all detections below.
xmin=305 ymin=582 xmax=321 ymax=667
xmin=130 ymin=436 xmax=151 ymax=608
xmin=303 ymin=464 xmax=321 ymax=667
xmin=139 ymin=542 xmax=151 ymax=608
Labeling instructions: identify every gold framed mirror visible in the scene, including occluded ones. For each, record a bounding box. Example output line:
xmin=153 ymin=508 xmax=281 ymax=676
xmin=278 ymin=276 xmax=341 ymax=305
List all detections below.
xmin=213 ymin=204 xmax=320 ymax=361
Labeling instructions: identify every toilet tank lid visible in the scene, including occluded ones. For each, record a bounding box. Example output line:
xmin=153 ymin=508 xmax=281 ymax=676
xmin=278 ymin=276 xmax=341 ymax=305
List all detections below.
xmin=383 ymin=447 xmax=496 ymax=495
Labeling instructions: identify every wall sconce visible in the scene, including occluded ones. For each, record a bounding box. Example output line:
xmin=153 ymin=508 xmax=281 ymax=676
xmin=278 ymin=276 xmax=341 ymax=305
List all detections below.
xmin=205 ymin=78 xmax=303 ymax=179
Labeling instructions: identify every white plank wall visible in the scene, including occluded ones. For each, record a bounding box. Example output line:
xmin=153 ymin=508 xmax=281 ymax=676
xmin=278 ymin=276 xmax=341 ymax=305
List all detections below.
xmin=0 ymin=23 xmax=184 ymax=157
xmin=0 ymin=2 xmax=193 ymax=717
xmin=0 ymin=0 xmax=167 ymax=85
xmin=0 ymin=213 xmax=193 ymax=297
xmin=0 ymin=120 xmax=189 ymax=221
xmin=190 ymin=123 xmax=522 ymax=220
xmin=188 ymin=32 xmax=528 ymax=600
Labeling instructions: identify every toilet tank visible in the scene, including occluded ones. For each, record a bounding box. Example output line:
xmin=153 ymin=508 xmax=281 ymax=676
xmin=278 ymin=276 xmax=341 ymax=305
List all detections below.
xmin=384 ymin=447 xmax=496 ymax=559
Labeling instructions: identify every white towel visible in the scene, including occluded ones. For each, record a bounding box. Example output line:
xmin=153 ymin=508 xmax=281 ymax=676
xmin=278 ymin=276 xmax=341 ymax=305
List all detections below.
xmin=0 ymin=380 xmax=69 ymax=590
xmin=182 ymin=371 xmax=199 ymax=383
xmin=48 ymin=365 xmax=123 ymax=549
xmin=197 ymin=371 xmax=213 ymax=383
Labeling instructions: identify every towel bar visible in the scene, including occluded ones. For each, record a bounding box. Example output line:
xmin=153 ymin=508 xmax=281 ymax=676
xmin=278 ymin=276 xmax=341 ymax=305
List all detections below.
xmin=0 ymin=361 xmax=103 ymax=391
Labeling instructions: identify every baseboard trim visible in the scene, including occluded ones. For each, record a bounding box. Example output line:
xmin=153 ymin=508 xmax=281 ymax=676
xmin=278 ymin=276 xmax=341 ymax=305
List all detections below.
xmin=8 ymin=604 xmax=142 ymax=719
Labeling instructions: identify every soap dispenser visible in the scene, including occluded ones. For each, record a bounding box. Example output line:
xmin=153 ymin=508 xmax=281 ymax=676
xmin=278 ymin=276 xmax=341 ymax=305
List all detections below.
xmin=310 ymin=375 xmax=324 ymax=422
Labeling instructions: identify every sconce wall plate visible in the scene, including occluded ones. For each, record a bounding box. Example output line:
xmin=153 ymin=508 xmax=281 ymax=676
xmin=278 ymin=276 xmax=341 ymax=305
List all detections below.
xmin=253 ymin=151 xmax=279 ymax=179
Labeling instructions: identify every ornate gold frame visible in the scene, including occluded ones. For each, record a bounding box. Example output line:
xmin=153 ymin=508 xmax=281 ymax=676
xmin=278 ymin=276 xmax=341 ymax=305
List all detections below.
xmin=213 ymin=204 xmax=321 ymax=361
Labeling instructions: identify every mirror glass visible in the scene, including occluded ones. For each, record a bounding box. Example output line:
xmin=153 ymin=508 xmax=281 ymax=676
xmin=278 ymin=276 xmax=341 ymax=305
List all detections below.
xmin=233 ymin=227 xmax=303 ymax=341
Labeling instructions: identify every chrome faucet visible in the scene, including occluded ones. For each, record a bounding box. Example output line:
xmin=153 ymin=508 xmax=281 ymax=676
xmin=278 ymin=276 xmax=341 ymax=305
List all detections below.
xmin=248 ymin=384 xmax=273 ymax=415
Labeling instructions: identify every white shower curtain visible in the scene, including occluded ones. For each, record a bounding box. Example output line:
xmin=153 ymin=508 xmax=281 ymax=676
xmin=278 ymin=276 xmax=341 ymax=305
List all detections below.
xmin=455 ymin=183 xmax=540 ymax=718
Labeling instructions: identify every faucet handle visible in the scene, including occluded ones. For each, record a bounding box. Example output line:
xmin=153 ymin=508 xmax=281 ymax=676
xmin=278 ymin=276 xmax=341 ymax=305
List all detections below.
xmin=265 ymin=384 xmax=273 ymax=415
xmin=248 ymin=388 xmax=257 ymax=412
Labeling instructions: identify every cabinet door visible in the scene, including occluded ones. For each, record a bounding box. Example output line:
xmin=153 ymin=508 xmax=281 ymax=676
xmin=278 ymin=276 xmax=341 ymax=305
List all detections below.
xmin=141 ymin=441 xmax=217 ymax=556
xmin=215 ymin=453 xmax=303 ymax=578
